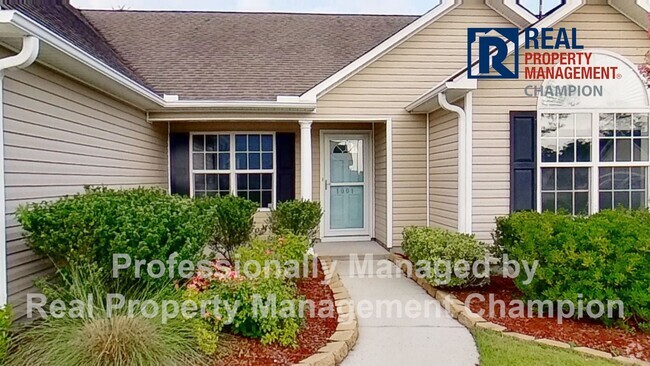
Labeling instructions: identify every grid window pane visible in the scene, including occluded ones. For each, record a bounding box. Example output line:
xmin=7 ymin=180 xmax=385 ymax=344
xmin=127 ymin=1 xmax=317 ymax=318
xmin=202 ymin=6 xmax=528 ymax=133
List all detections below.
xmin=193 ymin=134 xmax=230 ymax=172
xmin=206 ymin=135 xmax=219 ymax=152
xmin=192 ymin=135 xmax=204 ymax=152
xmin=237 ymin=173 xmax=273 ymax=208
xmin=634 ymin=114 xmax=649 ymax=137
xmin=599 ymin=114 xmax=650 ymax=163
xmin=262 ymin=135 xmax=273 ymax=151
xmin=598 ymin=167 xmax=647 ymax=210
xmin=191 ymin=134 xmax=276 ymax=208
xmin=541 ymin=113 xmax=591 ymax=163
xmin=541 ymin=167 xmax=590 ymax=215
xmin=194 ymin=173 xmax=230 ymax=197
xmin=193 ymin=153 xmax=204 ymax=170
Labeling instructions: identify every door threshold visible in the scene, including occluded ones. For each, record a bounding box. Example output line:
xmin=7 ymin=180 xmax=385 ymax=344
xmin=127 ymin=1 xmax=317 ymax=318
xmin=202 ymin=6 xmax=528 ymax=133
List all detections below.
xmin=320 ymin=236 xmax=372 ymax=243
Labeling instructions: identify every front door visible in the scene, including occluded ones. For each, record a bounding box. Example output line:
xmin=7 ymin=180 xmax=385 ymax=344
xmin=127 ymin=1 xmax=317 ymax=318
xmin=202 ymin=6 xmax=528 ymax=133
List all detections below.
xmin=323 ymin=133 xmax=371 ymax=238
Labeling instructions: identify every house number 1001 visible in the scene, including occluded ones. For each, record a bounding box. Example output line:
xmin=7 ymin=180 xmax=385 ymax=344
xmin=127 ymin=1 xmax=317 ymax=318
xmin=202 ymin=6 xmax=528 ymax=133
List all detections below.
xmin=336 ymin=187 xmax=355 ymax=194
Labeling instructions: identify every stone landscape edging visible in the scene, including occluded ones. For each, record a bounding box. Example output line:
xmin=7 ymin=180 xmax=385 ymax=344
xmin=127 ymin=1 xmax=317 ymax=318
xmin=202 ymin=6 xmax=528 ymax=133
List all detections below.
xmin=387 ymin=253 xmax=650 ymax=366
xmin=293 ymin=256 xmax=359 ymax=366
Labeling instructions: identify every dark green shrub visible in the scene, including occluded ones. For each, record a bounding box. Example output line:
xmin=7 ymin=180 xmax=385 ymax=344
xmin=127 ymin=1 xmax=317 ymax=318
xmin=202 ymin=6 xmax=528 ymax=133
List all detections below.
xmin=8 ymin=264 xmax=209 ymax=366
xmin=16 ymin=187 xmax=216 ymax=282
xmin=494 ymin=209 xmax=650 ymax=326
xmin=0 ymin=305 xmax=11 ymax=364
xmin=207 ymin=195 xmax=259 ymax=262
xmin=402 ymin=226 xmax=491 ymax=288
xmin=267 ymin=200 xmax=322 ymax=244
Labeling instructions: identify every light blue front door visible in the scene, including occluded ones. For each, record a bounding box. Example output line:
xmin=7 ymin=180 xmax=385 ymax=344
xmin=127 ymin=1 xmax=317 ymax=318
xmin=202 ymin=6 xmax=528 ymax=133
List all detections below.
xmin=324 ymin=134 xmax=370 ymax=237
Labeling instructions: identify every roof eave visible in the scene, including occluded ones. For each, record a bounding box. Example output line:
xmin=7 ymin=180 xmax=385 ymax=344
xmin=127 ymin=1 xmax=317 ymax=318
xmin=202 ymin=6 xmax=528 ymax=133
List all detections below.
xmin=406 ymin=79 xmax=477 ymax=113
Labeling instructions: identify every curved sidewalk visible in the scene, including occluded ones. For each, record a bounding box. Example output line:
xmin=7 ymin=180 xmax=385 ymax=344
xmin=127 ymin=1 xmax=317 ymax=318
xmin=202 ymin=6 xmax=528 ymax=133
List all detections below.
xmin=315 ymin=241 xmax=479 ymax=366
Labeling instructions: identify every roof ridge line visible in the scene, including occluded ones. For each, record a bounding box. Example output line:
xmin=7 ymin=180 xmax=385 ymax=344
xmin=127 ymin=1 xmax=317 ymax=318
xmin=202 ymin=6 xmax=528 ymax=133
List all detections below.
xmin=78 ymin=9 xmax=422 ymax=17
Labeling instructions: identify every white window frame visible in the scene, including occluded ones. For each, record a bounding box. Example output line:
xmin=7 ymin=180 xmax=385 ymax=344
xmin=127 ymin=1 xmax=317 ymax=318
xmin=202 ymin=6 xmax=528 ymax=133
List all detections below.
xmin=536 ymin=108 xmax=650 ymax=214
xmin=189 ymin=132 xmax=277 ymax=211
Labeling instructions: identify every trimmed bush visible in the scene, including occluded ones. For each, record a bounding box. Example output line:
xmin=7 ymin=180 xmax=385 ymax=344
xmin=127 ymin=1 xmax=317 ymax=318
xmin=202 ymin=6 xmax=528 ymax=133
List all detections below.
xmin=16 ymin=187 xmax=217 ymax=282
xmin=267 ymin=200 xmax=322 ymax=245
xmin=0 ymin=305 xmax=11 ymax=364
xmin=207 ymin=195 xmax=259 ymax=263
xmin=185 ymin=269 xmax=304 ymax=347
xmin=402 ymin=226 xmax=491 ymax=288
xmin=8 ymin=264 xmax=209 ymax=366
xmin=235 ymin=235 xmax=312 ymax=279
xmin=494 ymin=209 xmax=650 ymax=326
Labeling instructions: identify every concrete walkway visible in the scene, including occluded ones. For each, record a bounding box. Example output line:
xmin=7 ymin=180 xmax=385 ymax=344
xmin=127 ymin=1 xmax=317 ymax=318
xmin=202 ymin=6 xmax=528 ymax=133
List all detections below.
xmin=314 ymin=241 xmax=480 ymax=366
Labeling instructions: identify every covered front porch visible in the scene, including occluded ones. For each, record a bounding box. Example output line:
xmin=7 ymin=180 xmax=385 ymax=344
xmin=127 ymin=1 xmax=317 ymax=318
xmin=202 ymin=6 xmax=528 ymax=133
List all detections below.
xmin=162 ymin=118 xmax=392 ymax=247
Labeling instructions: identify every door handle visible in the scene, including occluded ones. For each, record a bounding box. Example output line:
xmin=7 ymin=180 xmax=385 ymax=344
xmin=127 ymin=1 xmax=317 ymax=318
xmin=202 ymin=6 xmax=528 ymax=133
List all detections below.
xmin=324 ymin=179 xmax=330 ymax=190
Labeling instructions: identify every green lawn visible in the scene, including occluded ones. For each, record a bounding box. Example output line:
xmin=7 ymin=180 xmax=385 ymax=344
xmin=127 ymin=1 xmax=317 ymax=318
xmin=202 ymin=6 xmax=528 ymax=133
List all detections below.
xmin=474 ymin=330 xmax=622 ymax=366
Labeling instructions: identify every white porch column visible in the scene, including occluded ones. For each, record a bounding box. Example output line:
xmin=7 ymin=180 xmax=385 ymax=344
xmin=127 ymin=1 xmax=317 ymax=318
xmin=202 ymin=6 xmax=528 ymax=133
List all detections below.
xmin=299 ymin=120 xmax=313 ymax=200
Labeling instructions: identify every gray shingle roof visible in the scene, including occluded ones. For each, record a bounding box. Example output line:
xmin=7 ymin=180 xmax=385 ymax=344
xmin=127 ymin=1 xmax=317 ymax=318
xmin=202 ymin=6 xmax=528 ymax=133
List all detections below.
xmin=81 ymin=10 xmax=418 ymax=101
xmin=1 ymin=1 xmax=417 ymax=101
xmin=1 ymin=1 xmax=153 ymax=91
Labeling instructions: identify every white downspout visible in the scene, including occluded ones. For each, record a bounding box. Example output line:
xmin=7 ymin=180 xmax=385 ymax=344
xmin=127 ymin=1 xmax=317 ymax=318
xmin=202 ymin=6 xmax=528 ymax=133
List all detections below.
xmin=465 ymin=92 xmax=473 ymax=234
xmin=438 ymin=92 xmax=468 ymax=234
xmin=426 ymin=112 xmax=430 ymax=227
xmin=0 ymin=36 xmax=40 ymax=307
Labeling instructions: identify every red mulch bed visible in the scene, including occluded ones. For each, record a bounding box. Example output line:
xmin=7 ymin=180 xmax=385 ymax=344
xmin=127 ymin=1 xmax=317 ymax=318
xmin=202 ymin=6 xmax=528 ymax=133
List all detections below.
xmin=214 ymin=260 xmax=338 ymax=366
xmin=450 ymin=277 xmax=650 ymax=361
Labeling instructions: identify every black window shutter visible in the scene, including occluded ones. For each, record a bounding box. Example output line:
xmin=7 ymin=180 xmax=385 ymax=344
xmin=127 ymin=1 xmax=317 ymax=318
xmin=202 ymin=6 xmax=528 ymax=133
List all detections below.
xmin=276 ymin=132 xmax=296 ymax=203
xmin=170 ymin=132 xmax=190 ymax=196
xmin=510 ymin=112 xmax=537 ymax=212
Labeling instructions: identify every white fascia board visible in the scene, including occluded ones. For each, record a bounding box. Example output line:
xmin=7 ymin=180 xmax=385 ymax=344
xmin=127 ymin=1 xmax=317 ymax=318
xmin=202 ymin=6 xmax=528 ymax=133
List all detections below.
xmin=162 ymin=99 xmax=316 ymax=111
xmin=299 ymin=0 xmax=461 ymax=102
xmin=0 ymin=10 xmax=317 ymax=112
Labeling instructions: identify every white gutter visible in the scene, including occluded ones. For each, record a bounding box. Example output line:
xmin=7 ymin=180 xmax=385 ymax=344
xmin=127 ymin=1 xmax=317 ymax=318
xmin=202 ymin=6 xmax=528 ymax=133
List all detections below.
xmin=438 ymin=92 xmax=470 ymax=234
xmin=0 ymin=36 xmax=40 ymax=307
xmin=0 ymin=10 xmax=315 ymax=112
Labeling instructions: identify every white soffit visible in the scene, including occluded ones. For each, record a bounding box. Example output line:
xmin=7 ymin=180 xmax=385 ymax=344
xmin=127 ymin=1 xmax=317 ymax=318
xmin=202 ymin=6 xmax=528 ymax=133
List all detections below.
xmin=609 ymin=0 xmax=649 ymax=30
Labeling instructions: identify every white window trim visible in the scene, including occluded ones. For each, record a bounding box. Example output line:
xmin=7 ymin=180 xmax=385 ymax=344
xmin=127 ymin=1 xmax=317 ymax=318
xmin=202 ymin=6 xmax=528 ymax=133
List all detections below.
xmin=536 ymin=110 xmax=650 ymax=214
xmin=189 ymin=132 xmax=277 ymax=211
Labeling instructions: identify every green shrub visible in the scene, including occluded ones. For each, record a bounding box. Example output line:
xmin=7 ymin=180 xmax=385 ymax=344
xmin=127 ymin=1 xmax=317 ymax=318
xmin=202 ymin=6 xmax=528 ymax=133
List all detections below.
xmin=8 ymin=264 xmax=209 ymax=366
xmin=186 ymin=271 xmax=304 ymax=347
xmin=16 ymin=187 xmax=216 ymax=282
xmin=494 ymin=209 xmax=650 ymax=326
xmin=207 ymin=195 xmax=259 ymax=263
xmin=267 ymin=200 xmax=323 ymax=244
xmin=402 ymin=226 xmax=491 ymax=288
xmin=0 ymin=305 xmax=12 ymax=364
xmin=235 ymin=235 xmax=311 ymax=279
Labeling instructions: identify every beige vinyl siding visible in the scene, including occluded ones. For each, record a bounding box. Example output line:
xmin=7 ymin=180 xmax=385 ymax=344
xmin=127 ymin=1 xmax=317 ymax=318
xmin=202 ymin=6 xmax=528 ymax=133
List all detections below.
xmin=429 ymin=107 xmax=459 ymax=230
xmin=315 ymin=0 xmax=512 ymax=244
xmin=4 ymin=56 xmax=168 ymax=318
xmin=471 ymin=0 xmax=650 ymax=242
xmin=374 ymin=124 xmax=388 ymax=245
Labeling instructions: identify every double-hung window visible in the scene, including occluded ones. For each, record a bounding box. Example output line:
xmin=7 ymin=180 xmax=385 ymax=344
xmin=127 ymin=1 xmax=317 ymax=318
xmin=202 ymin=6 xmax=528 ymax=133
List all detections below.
xmin=539 ymin=112 xmax=650 ymax=214
xmin=191 ymin=133 xmax=275 ymax=209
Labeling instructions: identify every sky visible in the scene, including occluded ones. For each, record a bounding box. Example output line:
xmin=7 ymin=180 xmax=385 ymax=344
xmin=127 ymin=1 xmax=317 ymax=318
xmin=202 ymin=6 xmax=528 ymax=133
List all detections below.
xmin=70 ymin=0 xmax=550 ymax=16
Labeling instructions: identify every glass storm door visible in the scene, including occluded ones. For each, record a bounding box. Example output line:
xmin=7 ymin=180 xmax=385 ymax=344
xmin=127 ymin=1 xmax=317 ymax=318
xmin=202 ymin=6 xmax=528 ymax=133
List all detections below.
xmin=323 ymin=134 xmax=370 ymax=237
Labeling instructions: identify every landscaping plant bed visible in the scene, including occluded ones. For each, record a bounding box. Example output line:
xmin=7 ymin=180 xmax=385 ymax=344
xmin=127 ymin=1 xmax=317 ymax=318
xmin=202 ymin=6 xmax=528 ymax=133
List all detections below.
xmin=450 ymin=277 xmax=650 ymax=362
xmin=214 ymin=260 xmax=338 ymax=366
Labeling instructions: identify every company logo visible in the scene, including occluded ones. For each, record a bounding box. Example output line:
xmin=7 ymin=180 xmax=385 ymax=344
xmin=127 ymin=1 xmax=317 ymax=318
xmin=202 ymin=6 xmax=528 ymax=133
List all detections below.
xmin=467 ymin=28 xmax=519 ymax=79
xmin=467 ymin=27 xmax=618 ymax=81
